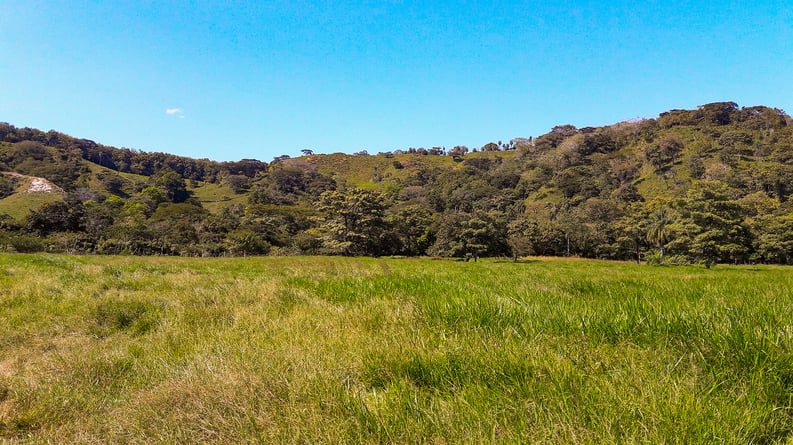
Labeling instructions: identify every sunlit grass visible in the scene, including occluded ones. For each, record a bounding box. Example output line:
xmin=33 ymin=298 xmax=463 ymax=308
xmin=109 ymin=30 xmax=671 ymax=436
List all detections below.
xmin=0 ymin=254 xmax=791 ymax=443
xmin=188 ymin=181 xmax=247 ymax=213
xmin=0 ymin=189 xmax=62 ymax=221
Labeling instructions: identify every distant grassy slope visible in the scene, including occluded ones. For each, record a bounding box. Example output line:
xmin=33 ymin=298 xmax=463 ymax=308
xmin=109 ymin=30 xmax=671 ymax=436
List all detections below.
xmin=84 ymin=160 xmax=148 ymax=182
xmin=82 ymin=160 xmax=149 ymax=195
xmin=188 ymin=181 xmax=247 ymax=213
xmin=300 ymin=153 xmax=459 ymax=187
xmin=1 ymin=254 xmax=790 ymax=443
xmin=0 ymin=173 xmax=63 ymax=220
xmin=0 ymin=192 xmax=62 ymax=221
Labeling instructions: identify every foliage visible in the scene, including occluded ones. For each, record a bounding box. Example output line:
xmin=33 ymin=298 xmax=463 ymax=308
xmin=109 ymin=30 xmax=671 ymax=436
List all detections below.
xmin=152 ymin=170 xmax=190 ymax=203
xmin=316 ymin=188 xmax=389 ymax=255
xmin=0 ymin=174 xmax=18 ymax=199
xmin=1 ymin=102 xmax=793 ymax=263
xmin=428 ymin=210 xmax=508 ymax=259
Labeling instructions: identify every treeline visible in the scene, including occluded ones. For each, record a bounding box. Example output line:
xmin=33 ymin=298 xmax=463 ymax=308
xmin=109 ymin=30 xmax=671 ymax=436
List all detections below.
xmin=0 ymin=123 xmax=268 ymax=185
xmin=1 ymin=102 xmax=793 ymax=265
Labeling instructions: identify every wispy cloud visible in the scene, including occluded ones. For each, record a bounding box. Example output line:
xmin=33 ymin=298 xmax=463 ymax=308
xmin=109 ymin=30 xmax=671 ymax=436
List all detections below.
xmin=166 ymin=108 xmax=183 ymax=116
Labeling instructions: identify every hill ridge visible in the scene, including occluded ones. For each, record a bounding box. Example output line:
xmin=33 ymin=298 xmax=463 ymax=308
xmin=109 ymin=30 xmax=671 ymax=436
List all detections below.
xmin=1 ymin=101 xmax=792 ymax=265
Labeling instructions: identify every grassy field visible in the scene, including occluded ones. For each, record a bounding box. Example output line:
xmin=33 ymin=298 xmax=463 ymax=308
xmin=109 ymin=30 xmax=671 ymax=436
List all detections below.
xmin=0 ymin=254 xmax=791 ymax=443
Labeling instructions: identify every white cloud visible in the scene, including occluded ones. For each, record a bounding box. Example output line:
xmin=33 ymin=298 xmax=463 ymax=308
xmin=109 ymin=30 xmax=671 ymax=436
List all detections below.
xmin=166 ymin=108 xmax=183 ymax=115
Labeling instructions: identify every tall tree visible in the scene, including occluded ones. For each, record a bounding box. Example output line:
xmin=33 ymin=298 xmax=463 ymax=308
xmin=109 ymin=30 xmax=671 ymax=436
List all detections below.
xmin=645 ymin=204 xmax=675 ymax=260
xmin=666 ymin=181 xmax=751 ymax=267
xmin=316 ymin=188 xmax=389 ymax=255
xmin=152 ymin=171 xmax=189 ymax=203
xmin=429 ymin=211 xmax=508 ymax=260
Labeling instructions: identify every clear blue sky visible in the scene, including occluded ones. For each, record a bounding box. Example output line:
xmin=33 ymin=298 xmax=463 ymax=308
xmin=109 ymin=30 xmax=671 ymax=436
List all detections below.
xmin=1 ymin=1 xmax=791 ymax=162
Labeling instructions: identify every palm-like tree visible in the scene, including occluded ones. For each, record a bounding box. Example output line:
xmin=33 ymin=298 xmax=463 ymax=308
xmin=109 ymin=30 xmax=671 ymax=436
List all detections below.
xmin=646 ymin=207 xmax=674 ymax=260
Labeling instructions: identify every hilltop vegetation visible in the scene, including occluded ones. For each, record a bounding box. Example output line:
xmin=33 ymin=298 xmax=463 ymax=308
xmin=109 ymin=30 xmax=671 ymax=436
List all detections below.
xmin=2 ymin=101 xmax=793 ymax=264
xmin=1 ymin=254 xmax=791 ymax=443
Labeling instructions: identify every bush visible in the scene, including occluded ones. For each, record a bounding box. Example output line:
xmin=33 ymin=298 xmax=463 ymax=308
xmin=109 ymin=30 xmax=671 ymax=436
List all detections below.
xmin=269 ymin=246 xmax=300 ymax=256
xmin=0 ymin=175 xmax=18 ymax=199
xmin=8 ymin=234 xmax=46 ymax=253
xmin=646 ymin=251 xmax=692 ymax=266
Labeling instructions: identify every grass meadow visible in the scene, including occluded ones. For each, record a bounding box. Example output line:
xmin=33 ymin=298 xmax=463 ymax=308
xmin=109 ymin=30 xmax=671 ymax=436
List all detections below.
xmin=0 ymin=254 xmax=791 ymax=443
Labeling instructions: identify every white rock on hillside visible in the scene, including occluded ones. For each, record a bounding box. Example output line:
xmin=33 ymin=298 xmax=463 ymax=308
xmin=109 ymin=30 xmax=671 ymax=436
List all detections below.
xmin=26 ymin=177 xmax=61 ymax=193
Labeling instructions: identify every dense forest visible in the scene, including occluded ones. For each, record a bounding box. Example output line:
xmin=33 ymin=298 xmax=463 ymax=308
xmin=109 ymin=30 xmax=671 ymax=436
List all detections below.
xmin=2 ymin=101 xmax=793 ymax=266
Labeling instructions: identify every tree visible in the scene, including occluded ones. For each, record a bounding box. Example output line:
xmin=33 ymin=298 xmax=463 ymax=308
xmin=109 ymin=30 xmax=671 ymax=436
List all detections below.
xmin=224 ymin=230 xmax=270 ymax=256
xmin=160 ymin=220 xmax=199 ymax=253
xmin=645 ymin=204 xmax=674 ymax=260
xmin=98 ymin=223 xmax=158 ymax=255
xmin=269 ymin=165 xmax=311 ymax=195
xmin=152 ymin=171 xmax=189 ymax=203
xmin=752 ymin=214 xmax=793 ymax=264
xmin=387 ymin=206 xmax=434 ymax=256
xmin=97 ymin=171 xmax=126 ymax=196
xmin=198 ymin=206 xmax=241 ymax=252
xmin=240 ymin=206 xmax=289 ymax=247
xmin=0 ymin=175 xmax=18 ymax=199
xmin=316 ymin=188 xmax=389 ymax=255
xmin=448 ymin=146 xmax=468 ymax=159
xmin=644 ymin=134 xmax=684 ymax=168
xmin=554 ymin=166 xmax=599 ymax=200
xmin=0 ymin=213 xmax=16 ymax=231
xmin=26 ymin=199 xmax=85 ymax=236
xmin=572 ymin=198 xmax=624 ymax=259
xmin=428 ymin=211 xmax=508 ymax=260
xmin=149 ymin=202 xmax=208 ymax=223
xmin=481 ymin=142 xmax=499 ymax=152
xmin=83 ymin=201 xmax=116 ymax=238
xmin=697 ymin=101 xmax=739 ymax=126
xmin=513 ymin=202 xmax=566 ymax=257
xmin=225 ymin=175 xmax=250 ymax=194
xmin=613 ymin=205 xmax=648 ymax=265
xmin=507 ymin=217 xmax=540 ymax=261
xmin=666 ymin=181 xmax=751 ymax=267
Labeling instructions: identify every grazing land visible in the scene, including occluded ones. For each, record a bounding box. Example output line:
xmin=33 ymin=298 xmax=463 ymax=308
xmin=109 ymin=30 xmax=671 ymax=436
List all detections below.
xmin=0 ymin=254 xmax=791 ymax=443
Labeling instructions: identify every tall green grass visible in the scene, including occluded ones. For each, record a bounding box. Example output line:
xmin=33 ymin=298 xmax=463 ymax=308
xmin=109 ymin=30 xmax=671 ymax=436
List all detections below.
xmin=0 ymin=254 xmax=790 ymax=443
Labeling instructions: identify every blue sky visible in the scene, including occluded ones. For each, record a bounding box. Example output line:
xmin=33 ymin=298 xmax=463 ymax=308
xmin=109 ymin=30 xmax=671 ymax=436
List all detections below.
xmin=1 ymin=1 xmax=791 ymax=162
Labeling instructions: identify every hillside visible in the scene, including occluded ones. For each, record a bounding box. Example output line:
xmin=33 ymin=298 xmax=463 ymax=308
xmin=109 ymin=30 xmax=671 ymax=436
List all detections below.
xmin=0 ymin=172 xmax=63 ymax=220
xmin=1 ymin=101 xmax=793 ymax=264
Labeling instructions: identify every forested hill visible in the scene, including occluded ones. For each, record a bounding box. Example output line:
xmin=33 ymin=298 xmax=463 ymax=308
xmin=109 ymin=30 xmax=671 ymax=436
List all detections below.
xmin=2 ymin=101 xmax=793 ymax=265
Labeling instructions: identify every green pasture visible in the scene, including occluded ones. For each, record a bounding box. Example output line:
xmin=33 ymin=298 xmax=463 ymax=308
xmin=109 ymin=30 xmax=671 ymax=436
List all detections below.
xmin=0 ymin=254 xmax=791 ymax=443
